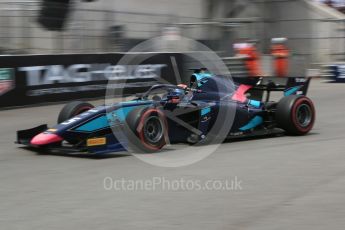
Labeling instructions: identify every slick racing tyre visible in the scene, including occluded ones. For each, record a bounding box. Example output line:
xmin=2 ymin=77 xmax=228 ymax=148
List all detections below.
xmin=57 ymin=101 xmax=94 ymax=124
xmin=276 ymin=95 xmax=315 ymax=135
xmin=126 ymin=107 xmax=167 ymax=153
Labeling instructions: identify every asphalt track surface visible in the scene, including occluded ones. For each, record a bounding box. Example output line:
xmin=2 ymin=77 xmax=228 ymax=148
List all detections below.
xmin=1 ymin=79 xmax=345 ymax=230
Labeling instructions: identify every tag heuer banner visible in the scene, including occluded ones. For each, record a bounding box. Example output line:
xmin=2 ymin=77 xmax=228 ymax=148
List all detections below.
xmin=0 ymin=53 xmax=182 ymax=108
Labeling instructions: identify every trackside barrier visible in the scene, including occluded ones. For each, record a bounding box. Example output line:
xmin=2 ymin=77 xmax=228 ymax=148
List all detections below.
xmin=0 ymin=53 xmax=182 ymax=108
xmin=321 ymin=64 xmax=345 ymax=82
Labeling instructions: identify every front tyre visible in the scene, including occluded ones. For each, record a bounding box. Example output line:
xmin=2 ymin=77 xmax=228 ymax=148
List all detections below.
xmin=126 ymin=107 xmax=167 ymax=153
xmin=276 ymin=95 xmax=315 ymax=135
xmin=57 ymin=101 xmax=94 ymax=124
xmin=126 ymin=108 xmax=168 ymax=153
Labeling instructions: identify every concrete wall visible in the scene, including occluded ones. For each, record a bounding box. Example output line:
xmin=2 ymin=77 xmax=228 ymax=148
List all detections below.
xmin=0 ymin=0 xmax=207 ymax=53
xmin=77 ymin=0 xmax=205 ymax=18
xmin=76 ymin=0 xmax=205 ymax=39
xmin=260 ymin=0 xmax=345 ymax=65
xmin=1 ymin=0 xmax=345 ymax=64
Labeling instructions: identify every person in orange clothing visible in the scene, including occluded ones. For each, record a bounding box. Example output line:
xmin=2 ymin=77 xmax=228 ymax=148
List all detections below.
xmin=271 ymin=38 xmax=289 ymax=77
xmin=234 ymin=42 xmax=262 ymax=77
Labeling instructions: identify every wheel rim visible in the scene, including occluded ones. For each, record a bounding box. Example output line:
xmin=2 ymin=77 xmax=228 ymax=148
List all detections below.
xmin=296 ymin=104 xmax=312 ymax=127
xmin=143 ymin=116 xmax=163 ymax=144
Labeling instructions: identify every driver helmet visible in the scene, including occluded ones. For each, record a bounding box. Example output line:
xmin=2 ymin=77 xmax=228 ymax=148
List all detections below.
xmin=167 ymin=88 xmax=185 ymax=103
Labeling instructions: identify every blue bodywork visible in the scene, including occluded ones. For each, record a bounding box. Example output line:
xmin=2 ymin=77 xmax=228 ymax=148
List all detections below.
xmin=284 ymin=86 xmax=302 ymax=96
xmin=239 ymin=116 xmax=263 ymax=131
xmin=17 ymin=70 xmax=311 ymax=154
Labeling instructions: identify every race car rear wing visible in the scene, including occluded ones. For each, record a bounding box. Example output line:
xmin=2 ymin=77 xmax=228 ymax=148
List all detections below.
xmin=221 ymin=55 xmax=314 ymax=101
xmin=246 ymin=77 xmax=311 ymax=102
xmin=189 ymin=65 xmax=314 ymax=102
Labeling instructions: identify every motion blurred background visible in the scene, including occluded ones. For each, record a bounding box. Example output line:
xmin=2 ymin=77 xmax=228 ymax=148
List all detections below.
xmin=2 ymin=2 xmax=345 ymax=230
xmin=0 ymin=0 xmax=345 ymax=108
xmin=0 ymin=0 xmax=344 ymax=65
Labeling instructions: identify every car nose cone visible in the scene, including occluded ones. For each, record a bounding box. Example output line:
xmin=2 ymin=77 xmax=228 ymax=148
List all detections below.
xmin=30 ymin=133 xmax=63 ymax=146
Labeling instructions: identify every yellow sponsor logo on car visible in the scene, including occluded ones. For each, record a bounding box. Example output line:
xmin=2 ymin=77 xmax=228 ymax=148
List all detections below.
xmin=47 ymin=129 xmax=57 ymax=132
xmin=87 ymin=137 xmax=106 ymax=147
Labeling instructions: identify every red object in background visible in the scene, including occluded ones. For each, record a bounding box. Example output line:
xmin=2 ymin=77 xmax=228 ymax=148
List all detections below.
xmin=235 ymin=43 xmax=262 ymax=77
xmin=271 ymin=43 xmax=289 ymax=77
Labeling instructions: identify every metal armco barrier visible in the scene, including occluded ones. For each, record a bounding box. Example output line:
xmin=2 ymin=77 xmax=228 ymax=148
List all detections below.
xmin=0 ymin=53 xmax=182 ymax=108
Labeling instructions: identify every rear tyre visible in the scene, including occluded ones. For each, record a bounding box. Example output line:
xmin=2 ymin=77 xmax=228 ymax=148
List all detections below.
xmin=125 ymin=107 xmax=167 ymax=153
xmin=276 ymin=95 xmax=315 ymax=135
xmin=57 ymin=101 xmax=94 ymax=124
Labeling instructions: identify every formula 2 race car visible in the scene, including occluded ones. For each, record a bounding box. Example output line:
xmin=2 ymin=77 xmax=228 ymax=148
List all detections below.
xmin=17 ymin=69 xmax=315 ymax=154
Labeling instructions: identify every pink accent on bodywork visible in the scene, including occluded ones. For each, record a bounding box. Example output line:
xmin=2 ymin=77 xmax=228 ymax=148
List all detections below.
xmin=232 ymin=84 xmax=253 ymax=103
xmin=30 ymin=133 xmax=63 ymax=146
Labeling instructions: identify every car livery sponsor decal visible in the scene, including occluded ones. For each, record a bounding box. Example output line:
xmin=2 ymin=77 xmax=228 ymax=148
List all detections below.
xmin=47 ymin=129 xmax=57 ymax=133
xmin=87 ymin=137 xmax=106 ymax=147
xmin=60 ymin=108 xmax=100 ymax=125
xmin=61 ymin=117 xmax=83 ymax=125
